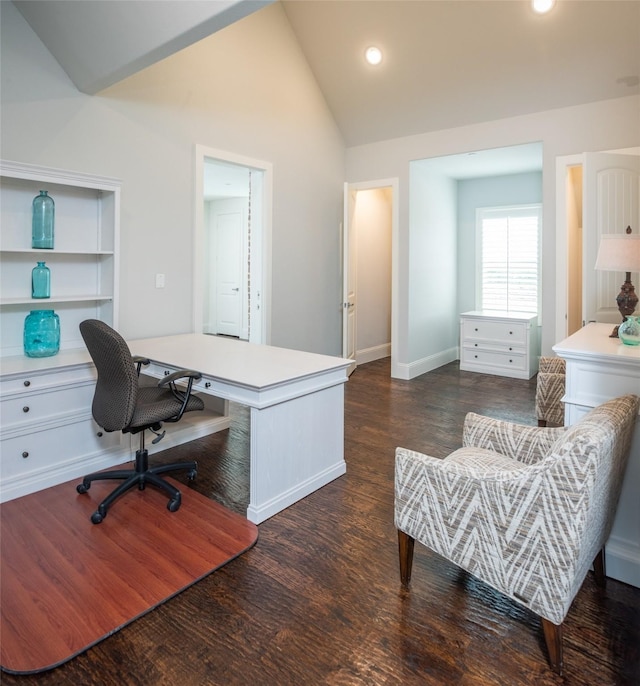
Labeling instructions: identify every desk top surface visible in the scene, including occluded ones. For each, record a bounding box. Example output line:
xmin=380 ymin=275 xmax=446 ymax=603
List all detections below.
xmin=129 ymin=334 xmax=351 ymax=389
xmin=553 ymin=323 xmax=640 ymax=364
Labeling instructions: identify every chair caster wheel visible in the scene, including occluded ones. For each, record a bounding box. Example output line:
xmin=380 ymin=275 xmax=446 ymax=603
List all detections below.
xmin=77 ymin=482 xmax=89 ymax=494
xmin=187 ymin=469 xmax=197 ymax=481
xmin=91 ymin=511 xmax=104 ymax=524
xmin=167 ymin=498 xmax=181 ymax=513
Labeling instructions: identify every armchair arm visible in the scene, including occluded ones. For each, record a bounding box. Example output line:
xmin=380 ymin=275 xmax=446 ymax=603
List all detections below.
xmin=158 ymin=369 xmax=203 ymax=422
xmin=462 ymin=412 xmax=565 ymax=465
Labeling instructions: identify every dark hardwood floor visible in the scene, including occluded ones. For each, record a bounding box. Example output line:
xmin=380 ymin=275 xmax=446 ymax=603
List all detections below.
xmin=3 ymin=360 xmax=639 ymax=685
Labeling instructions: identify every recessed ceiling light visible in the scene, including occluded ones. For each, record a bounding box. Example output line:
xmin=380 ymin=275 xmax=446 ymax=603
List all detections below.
xmin=532 ymin=0 xmax=555 ymax=14
xmin=365 ymin=46 xmax=382 ymax=66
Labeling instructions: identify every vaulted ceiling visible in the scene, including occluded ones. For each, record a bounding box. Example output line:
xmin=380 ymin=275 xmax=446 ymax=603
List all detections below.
xmin=12 ymin=0 xmax=640 ymax=148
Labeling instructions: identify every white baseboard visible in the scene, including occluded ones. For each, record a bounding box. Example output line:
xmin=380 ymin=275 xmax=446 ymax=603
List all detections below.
xmin=246 ymin=459 xmax=346 ymax=524
xmin=356 ymin=343 xmax=391 ymax=365
xmin=392 ymin=347 xmax=458 ymax=380
xmin=606 ymin=536 xmax=640 ymax=588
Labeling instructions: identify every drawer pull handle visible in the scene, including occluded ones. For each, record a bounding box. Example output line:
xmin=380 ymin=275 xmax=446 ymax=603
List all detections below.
xmin=23 ymin=380 xmax=31 ymax=387
xmin=509 ymin=347 xmax=513 ymax=351
xmin=22 ymin=451 xmax=29 ymax=459
xmin=509 ymin=359 xmax=513 ymax=363
xmin=474 ymin=355 xmax=478 ymax=359
xmin=97 ymin=431 xmax=103 ymax=437
xmin=205 ymin=382 xmax=211 ymax=389
xmin=22 ymin=406 xmax=30 ymax=413
xmin=509 ymin=331 xmax=513 ymax=335
xmin=474 ymin=343 xmax=478 ymax=347
xmin=474 ymin=328 xmax=478 ymax=332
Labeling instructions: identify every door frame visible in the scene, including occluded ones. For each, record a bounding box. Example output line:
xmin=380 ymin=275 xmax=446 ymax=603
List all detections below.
xmin=343 ymin=178 xmax=399 ymax=376
xmin=555 ymin=147 xmax=640 ymax=344
xmin=194 ymin=144 xmax=273 ymax=344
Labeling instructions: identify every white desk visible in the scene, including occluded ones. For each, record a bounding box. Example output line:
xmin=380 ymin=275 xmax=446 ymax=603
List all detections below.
xmin=129 ymin=334 xmax=351 ymax=524
xmin=553 ymin=323 xmax=640 ymax=587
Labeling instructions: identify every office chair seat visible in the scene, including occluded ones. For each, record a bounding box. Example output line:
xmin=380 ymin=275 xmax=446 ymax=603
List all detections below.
xmin=76 ymin=319 xmax=205 ymax=524
xmin=129 ymin=386 xmax=204 ymax=430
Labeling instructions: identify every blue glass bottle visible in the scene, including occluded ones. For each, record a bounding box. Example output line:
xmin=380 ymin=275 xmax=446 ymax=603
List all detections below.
xmin=31 ymin=261 xmax=50 ymax=298
xmin=32 ymin=190 xmax=55 ymax=249
xmin=24 ymin=310 xmax=60 ymax=357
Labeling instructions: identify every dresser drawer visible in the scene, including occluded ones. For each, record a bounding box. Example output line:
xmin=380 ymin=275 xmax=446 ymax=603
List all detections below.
xmin=461 ymin=347 xmax=527 ymax=372
xmin=462 ymin=319 xmax=527 ymax=344
xmin=465 ymin=339 xmax=524 ymax=355
xmin=1 ymin=382 xmax=96 ymax=431
xmin=0 ymin=418 xmax=121 ymax=480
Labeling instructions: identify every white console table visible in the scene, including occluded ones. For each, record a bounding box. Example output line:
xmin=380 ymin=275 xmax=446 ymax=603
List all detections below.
xmin=129 ymin=334 xmax=351 ymax=524
xmin=553 ymin=323 xmax=640 ymax=588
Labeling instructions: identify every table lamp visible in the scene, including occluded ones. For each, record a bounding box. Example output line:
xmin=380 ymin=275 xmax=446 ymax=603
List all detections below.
xmin=594 ymin=227 xmax=640 ymax=337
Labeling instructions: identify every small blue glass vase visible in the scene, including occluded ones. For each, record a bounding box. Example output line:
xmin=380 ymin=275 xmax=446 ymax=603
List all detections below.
xmin=24 ymin=310 xmax=60 ymax=358
xmin=32 ymin=190 xmax=55 ymax=249
xmin=31 ymin=261 xmax=50 ymax=298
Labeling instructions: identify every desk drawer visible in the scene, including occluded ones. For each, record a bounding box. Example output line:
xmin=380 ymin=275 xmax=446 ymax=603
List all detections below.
xmin=0 ymin=366 xmax=95 ymax=397
xmin=0 ymin=418 xmax=120 ymax=480
xmin=1 ymin=383 xmax=95 ymax=431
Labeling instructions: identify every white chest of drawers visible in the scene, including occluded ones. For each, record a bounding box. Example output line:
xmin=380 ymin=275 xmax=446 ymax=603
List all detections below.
xmin=459 ymin=311 xmax=539 ymax=379
xmin=0 ymin=351 xmax=126 ymax=501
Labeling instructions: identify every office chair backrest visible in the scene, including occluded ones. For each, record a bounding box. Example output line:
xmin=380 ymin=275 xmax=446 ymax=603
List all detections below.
xmin=79 ymin=319 xmax=139 ymax=432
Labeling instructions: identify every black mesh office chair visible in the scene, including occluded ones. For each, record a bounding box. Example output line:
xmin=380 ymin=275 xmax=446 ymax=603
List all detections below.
xmin=76 ymin=319 xmax=204 ymax=524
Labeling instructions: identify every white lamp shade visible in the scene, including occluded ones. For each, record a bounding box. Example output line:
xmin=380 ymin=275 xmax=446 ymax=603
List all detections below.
xmin=595 ymin=234 xmax=640 ymax=272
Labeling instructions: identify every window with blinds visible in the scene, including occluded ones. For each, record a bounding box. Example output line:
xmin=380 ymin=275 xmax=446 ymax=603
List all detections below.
xmin=477 ymin=205 xmax=541 ymax=314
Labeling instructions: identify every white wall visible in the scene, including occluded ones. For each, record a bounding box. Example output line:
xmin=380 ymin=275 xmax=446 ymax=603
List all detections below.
xmin=346 ymin=95 xmax=640 ymax=364
xmin=406 ymin=166 xmax=458 ymax=375
xmin=457 ymin=171 xmax=543 ymax=314
xmin=0 ymin=2 xmax=345 ymax=355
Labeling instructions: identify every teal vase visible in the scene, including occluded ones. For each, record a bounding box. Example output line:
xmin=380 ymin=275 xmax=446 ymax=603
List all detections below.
xmin=618 ymin=316 xmax=640 ymax=346
xmin=24 ymin=310 xmax=60 ymax=357
xmin=32 ymin=190 xmax=55 ymax=249
xmin=31 ymin=261 xmax=50 ymax=298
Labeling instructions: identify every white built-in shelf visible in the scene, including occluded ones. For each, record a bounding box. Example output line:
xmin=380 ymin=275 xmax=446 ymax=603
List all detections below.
xmin=0 ymin=159 xmax=121 ymax=358
xmin=1 ymin=295 xmax=114 ymax=306
xmin=1 ymin=249 xmax=115 ymax=256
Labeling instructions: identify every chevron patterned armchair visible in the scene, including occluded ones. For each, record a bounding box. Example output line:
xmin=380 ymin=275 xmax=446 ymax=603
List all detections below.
xmin=535 ymin=356 xmax=566 ymax=427
xmin=394 ymin=394 xmax=639 ymax=675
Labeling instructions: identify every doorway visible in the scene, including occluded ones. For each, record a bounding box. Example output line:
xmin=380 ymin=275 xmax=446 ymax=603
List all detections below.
xmin=555 ymin=148 xmax=640 ymax=342
xmin=343 ymin=179 xmax=398 ymax=373
xmin=193 ymin=146 xmax=272 ymax=344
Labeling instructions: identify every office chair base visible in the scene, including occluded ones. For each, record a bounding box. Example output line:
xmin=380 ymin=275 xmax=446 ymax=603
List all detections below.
xmin=76 ymin=448 xmax=197 ymax=524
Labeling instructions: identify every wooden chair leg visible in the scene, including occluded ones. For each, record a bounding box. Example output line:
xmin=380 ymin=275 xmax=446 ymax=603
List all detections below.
xmin=541 ymin=618 xmax=563 ymax=675
xmin=593 ymin=547 xmax=607 ymax=587
xmin=537 ymin=419 xmax=547 ymax=427
xmin=397 ymin=530 xmax=415 ymax=587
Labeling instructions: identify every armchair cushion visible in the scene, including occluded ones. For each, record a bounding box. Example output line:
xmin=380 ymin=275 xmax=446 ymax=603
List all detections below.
xmin=462 ymin=412 xmax=565 ymax=465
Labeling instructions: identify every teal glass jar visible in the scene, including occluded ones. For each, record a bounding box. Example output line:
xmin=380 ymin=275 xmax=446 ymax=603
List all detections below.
xmin=618 ymin=316 xmax=640 ymax=346
xmin=24 ymin=310 xmax=60 ymax=358
xmin=32 ymin=190 xmax=55 ymax=249
xmin=31 ymin=261 xmax=50 ymax=298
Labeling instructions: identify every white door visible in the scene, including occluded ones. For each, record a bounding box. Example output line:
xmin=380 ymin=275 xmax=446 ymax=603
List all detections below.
xmin=583 ymin=152 xmax=640 ymax=325
xmin=342 ymin=183 xmax=356 ymax=369
xmin=215 ymin=210 xmax=243 ymax=336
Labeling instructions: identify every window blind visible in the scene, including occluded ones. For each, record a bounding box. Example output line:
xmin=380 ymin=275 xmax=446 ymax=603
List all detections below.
xmin=478 ymin=206 xmax=540 ymax=314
